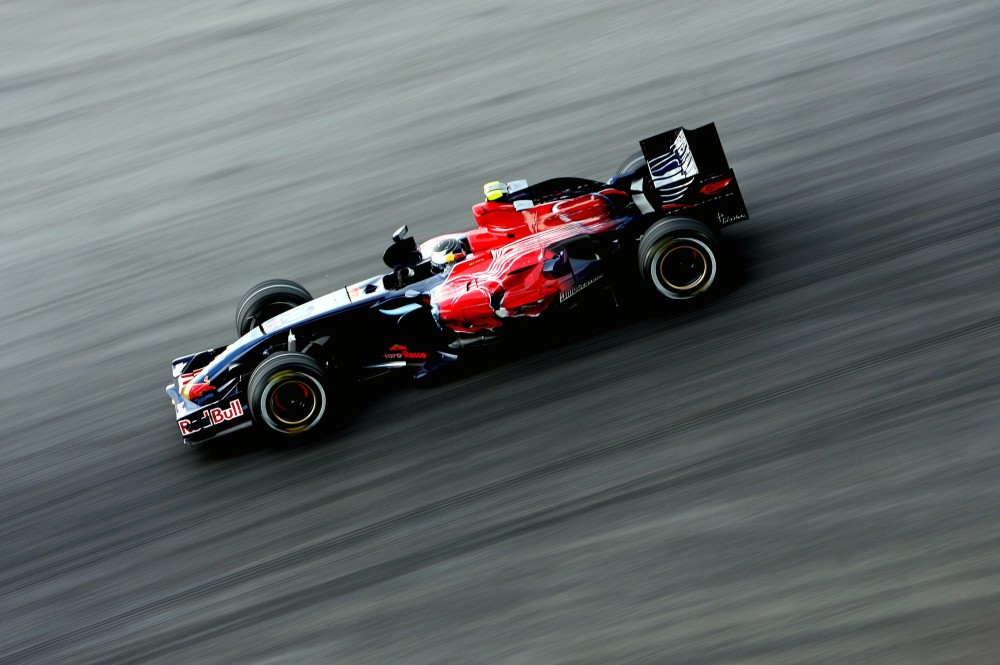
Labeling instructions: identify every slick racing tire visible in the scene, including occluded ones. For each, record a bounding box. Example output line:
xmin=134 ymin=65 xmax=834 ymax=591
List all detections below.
xmin=235 ymin=279 xmax=312 ymax=336
xmin=616 ymin=151 xmax=646 ymax=177
xmin=248 ymin=352 xmax=328 ymax=436
xmin=638 ymin=218 xmax=720 ymax=301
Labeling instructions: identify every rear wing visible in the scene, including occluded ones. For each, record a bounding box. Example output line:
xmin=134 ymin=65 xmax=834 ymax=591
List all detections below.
xmin=618 ymin=123 xmax=749 ymax=227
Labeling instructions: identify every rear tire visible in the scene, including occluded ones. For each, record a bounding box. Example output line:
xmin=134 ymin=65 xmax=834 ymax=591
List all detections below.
xmin=638 ymin=219 xmax=720 ymax=301
xmin=235 ymin=279 xmax=312 ymax=336
xmin=616 ymin=150 xmax=646 ymax=176
xmin=248 ymin=352 xmax=329 ymax=436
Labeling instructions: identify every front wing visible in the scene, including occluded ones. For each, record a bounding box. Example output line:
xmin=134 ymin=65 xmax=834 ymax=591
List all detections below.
xmin=166 ymin=352 xmax=252 ymax=444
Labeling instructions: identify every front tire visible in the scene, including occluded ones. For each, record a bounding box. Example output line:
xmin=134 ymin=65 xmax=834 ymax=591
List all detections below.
xmin=638 ymin=220 xmax=720 ymax=301
xmin=235 ymin=279 xmax=312 ymax=336
xmin=248 ymin=352 xmax=328 ymax=436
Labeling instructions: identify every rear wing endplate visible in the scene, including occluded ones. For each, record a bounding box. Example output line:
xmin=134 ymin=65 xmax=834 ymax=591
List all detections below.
xmin=623 ymin=123 xmax=749 ymax=226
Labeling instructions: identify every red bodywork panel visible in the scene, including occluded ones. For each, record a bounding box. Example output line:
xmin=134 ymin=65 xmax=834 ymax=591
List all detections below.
xmin=430 ymin=190 xmax=627 ymax=332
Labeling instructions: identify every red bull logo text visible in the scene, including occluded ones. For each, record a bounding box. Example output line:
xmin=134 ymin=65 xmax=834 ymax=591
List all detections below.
xmin=178 ymin=400 xmax=244 ymax=436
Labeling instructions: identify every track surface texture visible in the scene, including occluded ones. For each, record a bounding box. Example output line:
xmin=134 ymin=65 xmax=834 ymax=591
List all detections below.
xmin=2 ymin=1 xmax=999 ymax=663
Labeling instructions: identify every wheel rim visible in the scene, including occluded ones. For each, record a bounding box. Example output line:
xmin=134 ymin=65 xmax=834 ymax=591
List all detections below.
xmin=269 ymin=379 xmax=317 ymax=426
xmin=260 ymin=370 xmax=326 ymax=433
xmin=650 ymin=237 xmax=716 ymax=299
xmin=658 ymin=244 xmax=708 ymax=291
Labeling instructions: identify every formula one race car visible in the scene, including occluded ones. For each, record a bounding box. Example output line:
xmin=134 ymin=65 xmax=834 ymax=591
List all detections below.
xmin=166 ymin=124 xmax=749 ymax=444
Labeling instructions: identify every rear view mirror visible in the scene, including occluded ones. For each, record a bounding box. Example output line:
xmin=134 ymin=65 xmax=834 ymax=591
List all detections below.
xmin=383 ymin=226 xmax=420 ymax=268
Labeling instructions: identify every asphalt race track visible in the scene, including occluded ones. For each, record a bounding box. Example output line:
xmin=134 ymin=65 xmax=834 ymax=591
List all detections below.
xmin=2 ymin=1 xmax=999 ymax=663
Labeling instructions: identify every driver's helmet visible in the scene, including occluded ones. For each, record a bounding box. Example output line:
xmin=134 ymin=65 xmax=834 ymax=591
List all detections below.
xmin=429 ymin=237 xmax=467 ymax=272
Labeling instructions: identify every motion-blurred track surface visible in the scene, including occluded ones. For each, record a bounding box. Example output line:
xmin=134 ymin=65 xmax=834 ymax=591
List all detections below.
xmin=2 ymin=1 xmax=999 ymax=663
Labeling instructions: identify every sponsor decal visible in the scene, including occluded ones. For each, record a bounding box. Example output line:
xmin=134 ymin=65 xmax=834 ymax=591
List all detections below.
xmin=559 ymin=274 xmax=602 ymax=302
xmin=716 ymin=211 xmax=747 ymax=225
xmin=462 ymin=255 xmax=490 ymax=268
xmin=700 ymin=178 xmax=733 ymax=196
xmin=262 ymin=304 xmax=315 ymax=333
xmin=260 ymin=288 xmax=353 ymax=334
xmin=644 ymin=130 xmax=698 ymax=205
xmin=347 ymin=281 xmax=381 ymax=301
xmin=178 ymin=399 xmax=245 ymax=437
xmin=382 ymin=344 xmax=428 ymax=360
xmin=209 ymin=400 xmax=244 ymax=425
xmin=181 ymin=379 xmax=215 ymax=400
